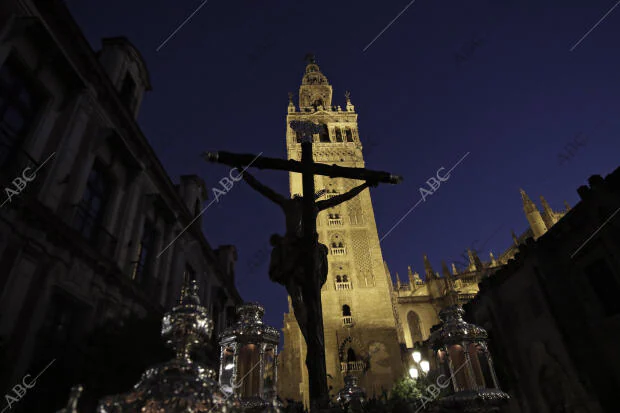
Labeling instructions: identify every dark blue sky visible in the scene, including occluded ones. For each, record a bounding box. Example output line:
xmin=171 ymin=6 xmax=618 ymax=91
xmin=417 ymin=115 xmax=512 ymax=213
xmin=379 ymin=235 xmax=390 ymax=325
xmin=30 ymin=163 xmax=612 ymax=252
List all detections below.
xmin=68 ymin=0 xmax=620 ymax=336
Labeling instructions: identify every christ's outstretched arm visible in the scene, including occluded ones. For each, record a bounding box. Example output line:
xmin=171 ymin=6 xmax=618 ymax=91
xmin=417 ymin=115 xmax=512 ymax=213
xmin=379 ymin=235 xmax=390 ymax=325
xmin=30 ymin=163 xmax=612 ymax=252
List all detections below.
xmin=316 ymin=181 xmax=374 ymax=211
xmin=240 ymin=170 xmax=288 ymax=206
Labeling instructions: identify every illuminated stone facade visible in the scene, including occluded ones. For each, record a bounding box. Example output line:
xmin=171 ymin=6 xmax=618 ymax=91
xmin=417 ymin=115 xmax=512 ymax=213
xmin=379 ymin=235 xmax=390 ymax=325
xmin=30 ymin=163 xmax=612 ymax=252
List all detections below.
xmin=276 ymin=59 xmax=571 ymax=408
xmin=277 ymin=60 xmax=404 ymax=408
xmin=394 ymin=189 xmax=569 ymax=351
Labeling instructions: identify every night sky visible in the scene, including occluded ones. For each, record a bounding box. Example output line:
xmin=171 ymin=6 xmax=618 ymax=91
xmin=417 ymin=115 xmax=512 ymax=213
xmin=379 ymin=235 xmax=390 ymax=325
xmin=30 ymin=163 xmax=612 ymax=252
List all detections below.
xmin=67 ymin=0 xmax=620 ymax=340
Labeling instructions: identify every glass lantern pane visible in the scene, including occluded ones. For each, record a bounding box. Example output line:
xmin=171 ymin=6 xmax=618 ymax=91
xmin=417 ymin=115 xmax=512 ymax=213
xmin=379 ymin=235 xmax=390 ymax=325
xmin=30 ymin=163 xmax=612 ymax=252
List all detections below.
xmin=467 ymin=343 xmax=486 ymax=388
xmin=477 ymin=346 xmax=496 ymax=388
xmin=220 ymin=348 xmax=235 ymax=392
xmin=447 ymin=344 xmax=468 ymax=391
xmin=237 ymin=343 xmax=261 ymax=398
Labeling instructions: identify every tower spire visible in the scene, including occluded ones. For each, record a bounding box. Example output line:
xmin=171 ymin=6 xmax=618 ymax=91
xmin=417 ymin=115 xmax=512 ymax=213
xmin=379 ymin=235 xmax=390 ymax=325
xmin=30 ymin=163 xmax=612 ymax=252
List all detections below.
xmin=423 ymin=255 xmax=436 ymax=280
xmin=520 ymin=189 xmax=548 ymax=239
xmin=467 ymin=249 xmax=483 ymax=272
xmin=490 ymin=251 xmax=497 ymax=266
xmin=520 ymin=188 xmax=536 ymax=211
xmin=441 ymin=261 xmax=451 ymax=278
xmin=345 ymin=91 xmax=354 ymax=112
xmin=288 ymin=91 xmax=296 ymax=113
xmin=407 ymin=266 xmax=416 ymax=286
xmin=540 ymin=195 xmax=555 ymax=228
xmin=299 ymin=56 xmax=333 ymax=110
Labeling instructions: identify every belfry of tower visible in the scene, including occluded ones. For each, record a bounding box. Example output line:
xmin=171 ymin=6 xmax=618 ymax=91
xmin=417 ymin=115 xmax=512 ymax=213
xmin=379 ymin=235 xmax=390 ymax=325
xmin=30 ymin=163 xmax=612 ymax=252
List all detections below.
xmin=277 ymin=57 xmax=404 ymax=408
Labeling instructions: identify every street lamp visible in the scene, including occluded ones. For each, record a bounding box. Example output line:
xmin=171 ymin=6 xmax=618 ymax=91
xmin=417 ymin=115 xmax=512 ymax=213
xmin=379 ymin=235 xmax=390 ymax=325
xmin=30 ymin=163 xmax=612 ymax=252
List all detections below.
xmin=410 ymin=349 xmax=430 ymax=380
xmin=420 ymin=360 xmax=430 ymax=373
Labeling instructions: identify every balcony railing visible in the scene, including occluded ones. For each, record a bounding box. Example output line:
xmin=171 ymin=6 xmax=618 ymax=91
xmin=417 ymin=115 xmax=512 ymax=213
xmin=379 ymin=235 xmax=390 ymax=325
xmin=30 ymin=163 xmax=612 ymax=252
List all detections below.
xmin=326 ymin=193 xmax=340 ymax=199
xmin=340 ymin=361 xmax=365 ymax=373
xmin=328 ymin=218 xmax=343 ymax=226
xmin=335 ymin=281 xmax=352 ymax=291
xmin=458 ymin=274 xmax=481 ymax=286
xmin=342 ymin=316 xmax=353 ymax=326
xmin=331 ymin=247 xmax=346 ymax=255
xmin=459 ymin=293 xmax=477 ymax=302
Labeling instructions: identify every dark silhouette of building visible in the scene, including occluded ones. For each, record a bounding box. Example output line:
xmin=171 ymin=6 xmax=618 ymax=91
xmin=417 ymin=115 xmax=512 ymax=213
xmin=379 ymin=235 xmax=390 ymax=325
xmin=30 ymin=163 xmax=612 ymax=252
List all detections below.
xmin=465 ymin=167 xmax=620 ymax=413
xmin=0 ymin=1 xmax=242 ymax=410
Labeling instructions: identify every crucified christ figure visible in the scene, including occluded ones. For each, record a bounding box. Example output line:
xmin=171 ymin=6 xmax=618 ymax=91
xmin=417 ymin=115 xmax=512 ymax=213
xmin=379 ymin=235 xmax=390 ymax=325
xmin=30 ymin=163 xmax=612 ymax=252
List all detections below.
xmin=238 ymin=169 xmax=376 ymax=342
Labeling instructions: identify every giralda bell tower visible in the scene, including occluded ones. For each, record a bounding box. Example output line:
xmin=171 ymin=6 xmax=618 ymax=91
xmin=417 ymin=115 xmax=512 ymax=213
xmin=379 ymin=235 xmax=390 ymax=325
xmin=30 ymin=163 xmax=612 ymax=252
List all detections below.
xmin=277 ymin=56 xmax=404 ymax=407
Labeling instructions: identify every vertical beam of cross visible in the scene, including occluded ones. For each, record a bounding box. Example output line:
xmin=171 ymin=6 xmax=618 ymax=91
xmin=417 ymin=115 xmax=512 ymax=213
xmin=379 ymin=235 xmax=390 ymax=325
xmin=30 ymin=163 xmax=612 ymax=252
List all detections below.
xmin=300 ymin=137 xmax=329 ymax=409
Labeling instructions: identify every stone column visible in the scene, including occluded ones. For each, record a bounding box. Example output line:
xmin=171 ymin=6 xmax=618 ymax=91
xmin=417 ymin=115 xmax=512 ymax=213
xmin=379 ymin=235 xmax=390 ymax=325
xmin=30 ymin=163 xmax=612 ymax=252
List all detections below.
xmin=158 ymin=222 xmax=178 ymax=306
xmin=39 ymin=91 xmax=92 ymax=210
xmin=126 ymin=206 xmax=146 ymax=279
xmin=166 ymin=237 xmax=186 ymax=307
xmin=62 ymin=150 xmax=96 ymax=223
xmin=116 ymin=169 xmax=145 ymax=266
xmin=149 ymin=217 xmax=165 ymax=282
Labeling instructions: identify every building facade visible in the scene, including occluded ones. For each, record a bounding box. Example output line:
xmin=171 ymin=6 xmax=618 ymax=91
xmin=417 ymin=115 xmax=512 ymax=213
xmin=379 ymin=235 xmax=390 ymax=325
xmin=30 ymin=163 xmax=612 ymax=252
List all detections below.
xmin=394 ymin=189 xmax=570 ymax=351
xmin=276 ymin=59 xmax=574 ymax=408
xmin=464 ymin=169 xmax=620 ymax=413
xmin=0 ymin=0 xmax=242 ymax=407
xmin=278 ymin=59 xmax=404 ymax=407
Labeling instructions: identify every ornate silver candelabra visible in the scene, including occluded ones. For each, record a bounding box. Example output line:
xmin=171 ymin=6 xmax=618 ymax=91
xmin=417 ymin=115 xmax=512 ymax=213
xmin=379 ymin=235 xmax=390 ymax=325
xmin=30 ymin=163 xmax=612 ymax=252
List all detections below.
xmin=58 ymin=277 xmax=239 ymax=412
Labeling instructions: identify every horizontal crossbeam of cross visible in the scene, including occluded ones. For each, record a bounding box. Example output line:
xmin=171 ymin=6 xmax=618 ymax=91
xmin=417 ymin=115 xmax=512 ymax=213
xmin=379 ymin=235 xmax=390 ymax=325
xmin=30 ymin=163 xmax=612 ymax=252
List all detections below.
xmin=202 ymin=151 xmax=402 ymax=185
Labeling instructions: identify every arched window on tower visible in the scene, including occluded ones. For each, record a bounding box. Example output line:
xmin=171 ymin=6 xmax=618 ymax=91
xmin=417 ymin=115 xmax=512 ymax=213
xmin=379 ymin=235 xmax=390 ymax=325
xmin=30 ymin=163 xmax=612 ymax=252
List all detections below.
xmin=342 ymin=275 xmax=348 ymax=282
xmin=342 ymin=305 xmax=351 ymax=317
xmin=335 ymin=128 xmax=343 ymax=142
xmin=336 ymin=275 xmax=342 ymax=283
xmin=345 ymin=128 xmax=353 ymax=142
xmin=347 ymin=348 xmax=357 ymax=362
xmin=330 ymin=234 xmax=346 ymax=255
xmin=407 ymin=311 xmax=423 ymax=346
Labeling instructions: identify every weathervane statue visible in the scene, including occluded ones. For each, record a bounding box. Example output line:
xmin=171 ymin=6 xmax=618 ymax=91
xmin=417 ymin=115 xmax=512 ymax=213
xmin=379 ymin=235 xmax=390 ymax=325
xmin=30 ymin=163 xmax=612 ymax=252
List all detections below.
xmin=203 ymin=117 xmax=402 ymax=411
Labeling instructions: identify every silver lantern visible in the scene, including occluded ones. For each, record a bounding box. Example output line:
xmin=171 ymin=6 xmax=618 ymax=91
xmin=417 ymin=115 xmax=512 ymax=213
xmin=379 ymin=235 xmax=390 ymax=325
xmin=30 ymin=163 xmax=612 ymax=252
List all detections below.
xmin=94 ymin=278 xmax=238 ymax=412
xmin=428 ymin=305 xmax=510 ymax=413
xmin=218 ymin=303 xmax=280 ymax=412
xmin=336 ymin=374 xmax=366 ymax=412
